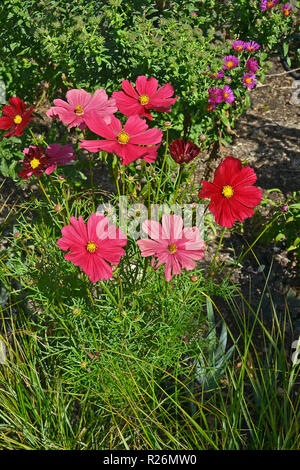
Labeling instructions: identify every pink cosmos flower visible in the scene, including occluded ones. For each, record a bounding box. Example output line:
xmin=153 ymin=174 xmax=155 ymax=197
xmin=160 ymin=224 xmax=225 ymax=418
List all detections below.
xmin=260 ymin=0 xmax=279 ymax=11
xmin=232 ymin=40 xmax=246 ymax=52
xmin=244 ymin=41 xmax=260 ymax=53
xmin=44 ymin=143 xmax=76 ymax=175
xmin=242 ymin=73 xmax=256 ymax=89
xmin=80 ymin=113 xmax=163 ymax=165
xmin=246 ymin=58 xmax=259 ymax=73
xmin=57 ymin=213 xmax=127 ymax=283
xmin=137 ymin=214 xmax=205 ymax=282
xmin=112 ymin=76 xmax=178 ymax=121
xmin=222 ymin=55 xmax=240 ymax=70
xmin=222 ymin=85 xmax=235 ymax=103
xmin=46 ymin=88 xmax=117 ymax=129
xmin=282 ymin=3 xmax=292 ymax=16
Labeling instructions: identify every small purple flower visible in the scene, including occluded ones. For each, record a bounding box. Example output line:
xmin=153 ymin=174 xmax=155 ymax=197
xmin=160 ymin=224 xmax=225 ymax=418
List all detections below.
xmin=223 ymin=55 xmax=240 ymax=70
xmin=244 ymin=41 xmax=260 ymax=53
xmin=242 ymin=73 xmax=256 ymax=89
xmin=282 ymin=3 xmax=292 ymax=16
xmin=206 ymin=103 xmax=216 ymax=112
xmin=222 ymin=85 xmax=235 ymax=103
xmin=208 ymin=87 xmax=223 ymax=104
xmin=246 ymin=57 xmax=259 ymax=73
xmin=226 ymin=76 xmax=232 ymax=83
xmin=210 ymin=70 xmax=225 ymax=79
xmin=232 ymin=40 xmax=246 ymax=52
xmin=260 ymin=0 xmax=279 ymax=11
xmin=192 ymin=11 xmax=197 ymax=17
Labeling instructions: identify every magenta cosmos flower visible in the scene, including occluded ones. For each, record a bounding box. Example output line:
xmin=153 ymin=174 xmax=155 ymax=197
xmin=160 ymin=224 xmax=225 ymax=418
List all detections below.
xmin=112 ymin=76 xmax=178 ymax=121
xmin=0 ymin=97 xmax=34 ymax=138
xmin=137 ymin=214 xmax=205 ymax=282
xmin=232 ymin=40 xmax=246 ymax=52
xmin=282 ymin=3 xmax=292 ymax=16
xmin=46 ymin=89 xmax=117 ymax=129
xmin=222 ymin=85 xmax=235 ymax=103
xmin=260 ymin=0 xmax=279 ymax=11
xmin=243 ymin=73 xmax=256 ymax=89
xmin=169 ymin=139 xmax=201 ymax=164
xmin=57 ymin=213 xmax=127 ymax=282
xmin=223 ymin=55 xmax=240 ymax=70
xmin=80 ymin=113 xmax=163 ymax=165
xmin=198 ymin=156 xmax=262 ymax=228
xmin=44 ymin=143 xmax=76 ymax=175
xmin=246 ymin=58 xmax=259 ymax=73
xmin=244 ymin=41 xmax=260 ymax=53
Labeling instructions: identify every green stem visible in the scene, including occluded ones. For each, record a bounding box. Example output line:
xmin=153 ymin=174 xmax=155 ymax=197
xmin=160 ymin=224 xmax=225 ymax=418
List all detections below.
xmin=88 ymin=154 xmax=95 ymax=211
xmin=100 ymin=280 xmax=118 ymax=307
xmin=209 ymin=226 xmax=226 ymax=275
xmin=155 ymin=128 xmax=169 ymax=203
xmin=173 ymin=166 xmax=183 ymax=204
xmin=38 ymin=179 xmax=52 ymax=207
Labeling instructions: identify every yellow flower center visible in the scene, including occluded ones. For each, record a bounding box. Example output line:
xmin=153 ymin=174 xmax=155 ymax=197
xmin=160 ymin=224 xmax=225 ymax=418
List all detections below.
xmin=227 ymin=61 xmax=234 ymax=68
xmin=14 ymin=115 xmax=22 ymax=124
xmin=117 ymin=131 xmax=129 ymax=144
xmin=222 ymin=185 xmax=234 ymax=198
xmin=223 ymin=92 xmax=229 ymax=98
xmin=236 ymin=45 xmax=243 ymax=51
xmin=86 ymin=241 xmax=98 ymax=253
xmin=283 ymin=8 xmax=290 ymax=15
xmin=168 ymin=243 xmax=177 ymax=254
xmin=74 ymin=105 xmax=84 ymax=116
xmin=267 ymin=1 xmax=274 ymax=7
xmin=245 ymin=77 xmax=252 ymax=84
xmin=139 ymin=94 xmax=149 ymax=105
xmin=30 ymin=158 xmax=40 ymax=169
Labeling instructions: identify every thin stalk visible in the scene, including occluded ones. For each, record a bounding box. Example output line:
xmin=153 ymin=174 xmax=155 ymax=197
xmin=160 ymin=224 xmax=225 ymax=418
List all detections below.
xmin=209 ymin=226 xmax=226 ymax=275
xmin=155 ymin=128 xmax=169 ymax=203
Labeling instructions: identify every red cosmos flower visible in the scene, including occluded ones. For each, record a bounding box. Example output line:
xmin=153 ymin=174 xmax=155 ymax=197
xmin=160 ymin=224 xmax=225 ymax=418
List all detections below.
xmin=112 ymin=76 xmax=178 ymax=120
xmin=198 ymin=156 xmax=262 ymax=228
xmin=18 ymin=146 xmax=51 ymax=179
xmin=169 ymin=139 xmax=201 ymax=164
xmin=57 ymin=213 xmax=127 ymax=282
xmin=80 ymin=113 xmax=163 ymax=166
xmin=0 ymin=97 xmax=34 ymax=138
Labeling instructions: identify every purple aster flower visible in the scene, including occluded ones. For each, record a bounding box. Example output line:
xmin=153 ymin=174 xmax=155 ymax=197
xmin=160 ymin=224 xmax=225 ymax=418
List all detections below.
xmin=210 ymin=70 xmax=225 ymax=79
xmin=226 ymin=76 xmax=232 ymax=83
xmin=246 ymin=57 xmax=259 ymax=72
xmin=260 ymin=0 xmax=279 ymax=11
xmin=282 ymin=3 xmax=292 ymax=16
xmin=242 ymin=73 xmax=256 ymax=89
xmin=232 ymin=40 xmax=246 ymax=52
xmin=206 ymin=103 xmax=216 ymax=112
xmin=208 ymin=87 xmax=223 ymax=104
xmin=223 ymin=55 xmax=240 ymax=70
xmin=244 ymin=41 xmax=260 ymax=53
xmin=222 ymin=85 xmax=235 ymax=103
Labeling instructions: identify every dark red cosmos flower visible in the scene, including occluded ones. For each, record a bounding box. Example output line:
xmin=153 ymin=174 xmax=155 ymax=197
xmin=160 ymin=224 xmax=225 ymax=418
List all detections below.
xmin=18 ymin=146 xmax=51 ymax=179
xmin=198 ymin=156 xmax=262 ymax=228
xmin=0 ymin=97 xmax=34 ymax=138
xmin=169 ymin=139 xmax=201 ymax=164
